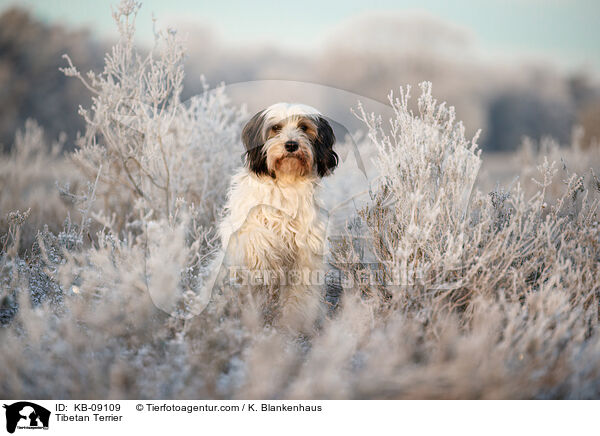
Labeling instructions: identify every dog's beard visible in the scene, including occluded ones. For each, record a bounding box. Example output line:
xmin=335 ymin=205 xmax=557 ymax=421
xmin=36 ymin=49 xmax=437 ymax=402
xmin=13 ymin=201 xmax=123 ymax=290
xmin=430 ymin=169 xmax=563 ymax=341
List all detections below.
xmin=265 ymin=140 xmax=313 ymax=180
xmin=275 ymin=154 xmax=310 ymax=177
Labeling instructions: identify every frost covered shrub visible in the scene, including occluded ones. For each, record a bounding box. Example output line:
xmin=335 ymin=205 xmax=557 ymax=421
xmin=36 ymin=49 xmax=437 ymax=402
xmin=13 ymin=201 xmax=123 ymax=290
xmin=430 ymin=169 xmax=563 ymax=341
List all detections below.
xmin=336 ymin=83 xmax=482 ymax=311
xmin=334 ymin=84 xmax=599 ymax=319
xmin=516 ymin=128 xmax=600 ymax=200
xmin=0 ymin=120 xmax=82 ymax=251
xmin=61 ymin=0 xmax=245 ymax=227
xmin=1 ymin=0 xmax=248 ymax=397
xmin=41 ymin=0 xmax=247 ymax=328
xmin=323 ymin=84 xmax=600 ymax=398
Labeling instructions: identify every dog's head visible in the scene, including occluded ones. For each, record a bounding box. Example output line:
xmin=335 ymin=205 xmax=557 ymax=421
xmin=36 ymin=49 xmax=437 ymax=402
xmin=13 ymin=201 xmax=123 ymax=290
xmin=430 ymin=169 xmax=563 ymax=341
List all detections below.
xmin=242 ymin=103 xmax=338 ymax=181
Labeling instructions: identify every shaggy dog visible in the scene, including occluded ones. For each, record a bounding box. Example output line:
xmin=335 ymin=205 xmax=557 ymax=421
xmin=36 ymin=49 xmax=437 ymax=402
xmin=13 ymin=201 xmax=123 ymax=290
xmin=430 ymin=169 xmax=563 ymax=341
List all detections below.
xmin=218 ymin=103 xmax=338 ymax=333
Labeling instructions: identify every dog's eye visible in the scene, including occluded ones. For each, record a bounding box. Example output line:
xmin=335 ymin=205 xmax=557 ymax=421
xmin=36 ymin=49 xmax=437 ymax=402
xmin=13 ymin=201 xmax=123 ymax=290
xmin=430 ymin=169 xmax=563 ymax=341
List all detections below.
xmin=299 ymin=124 xmax=308 ymax=132
xmin=271 ymin=124 xmax=281 ymax=132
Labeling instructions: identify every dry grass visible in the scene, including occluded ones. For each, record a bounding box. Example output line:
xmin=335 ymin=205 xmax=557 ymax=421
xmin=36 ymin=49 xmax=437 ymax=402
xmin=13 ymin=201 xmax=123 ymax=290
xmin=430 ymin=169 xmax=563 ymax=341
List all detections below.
xmin=0 ymin=120 xmax=83 ymax=252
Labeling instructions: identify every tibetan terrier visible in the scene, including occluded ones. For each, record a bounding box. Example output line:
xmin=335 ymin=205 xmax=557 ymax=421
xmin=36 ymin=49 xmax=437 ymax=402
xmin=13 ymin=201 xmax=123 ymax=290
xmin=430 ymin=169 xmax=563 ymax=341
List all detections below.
xmin=219 ymin=103 xmax=338 ymax=333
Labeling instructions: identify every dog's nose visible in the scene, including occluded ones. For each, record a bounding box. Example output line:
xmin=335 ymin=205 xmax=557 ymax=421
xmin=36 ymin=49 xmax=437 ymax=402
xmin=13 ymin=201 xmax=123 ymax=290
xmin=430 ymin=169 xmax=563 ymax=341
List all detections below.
xmin=285 ymin=141 xmax=299 ymax=152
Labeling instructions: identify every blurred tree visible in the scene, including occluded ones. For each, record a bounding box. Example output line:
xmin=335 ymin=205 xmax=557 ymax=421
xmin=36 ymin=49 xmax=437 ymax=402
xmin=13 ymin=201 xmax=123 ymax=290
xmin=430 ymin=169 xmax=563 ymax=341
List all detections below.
xmin=568 ymin=72 xmax=599 ymax=108
xmin=0 ymin=8 xmax=104 ymax=151
xmin=484 ymin=90 xmax=575 ymax=152
xmin=578 ymin=100 xmax=600 ymax=147
xmin=1 ymin=8 xmax=596 ymax=154
xmin=569 ymin=73 xmax=600 ymax=148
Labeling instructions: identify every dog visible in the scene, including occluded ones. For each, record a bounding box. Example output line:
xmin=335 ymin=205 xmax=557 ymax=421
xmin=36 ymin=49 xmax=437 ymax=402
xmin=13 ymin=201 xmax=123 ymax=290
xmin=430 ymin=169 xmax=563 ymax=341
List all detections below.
xmin=218 ymin=103 xmax=338 ymax=333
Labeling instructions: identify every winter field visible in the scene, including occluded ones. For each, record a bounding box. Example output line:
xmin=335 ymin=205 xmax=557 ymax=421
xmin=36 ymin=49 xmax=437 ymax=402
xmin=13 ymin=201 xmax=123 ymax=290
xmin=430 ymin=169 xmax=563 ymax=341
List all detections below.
xmin=1 ymin=1 xmax=600 ymax=399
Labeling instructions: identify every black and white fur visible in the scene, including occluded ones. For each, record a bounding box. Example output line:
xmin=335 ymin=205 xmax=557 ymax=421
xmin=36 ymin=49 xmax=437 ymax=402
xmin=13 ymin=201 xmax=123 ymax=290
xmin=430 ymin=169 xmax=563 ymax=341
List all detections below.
xmin=219 ymin=103 xmax=338 ymax=333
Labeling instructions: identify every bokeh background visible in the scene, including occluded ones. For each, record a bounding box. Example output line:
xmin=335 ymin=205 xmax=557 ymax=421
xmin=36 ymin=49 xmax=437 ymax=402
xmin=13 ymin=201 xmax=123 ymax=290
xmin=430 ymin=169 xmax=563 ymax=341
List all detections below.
xmin=1 ymin=0 xmax=599 ymax=154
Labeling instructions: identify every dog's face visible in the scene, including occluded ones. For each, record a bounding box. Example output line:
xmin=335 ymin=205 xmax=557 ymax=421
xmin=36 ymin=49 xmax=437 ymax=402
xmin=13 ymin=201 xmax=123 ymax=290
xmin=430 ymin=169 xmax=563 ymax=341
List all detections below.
xmin=242 ymin=103 xmax=338 ymax=180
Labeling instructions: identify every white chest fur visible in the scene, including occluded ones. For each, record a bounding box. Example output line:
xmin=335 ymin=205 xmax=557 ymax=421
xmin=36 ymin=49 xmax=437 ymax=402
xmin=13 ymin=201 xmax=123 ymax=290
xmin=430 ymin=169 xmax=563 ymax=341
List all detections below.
xmin=219 ymin=168 xmax=326 ymax=275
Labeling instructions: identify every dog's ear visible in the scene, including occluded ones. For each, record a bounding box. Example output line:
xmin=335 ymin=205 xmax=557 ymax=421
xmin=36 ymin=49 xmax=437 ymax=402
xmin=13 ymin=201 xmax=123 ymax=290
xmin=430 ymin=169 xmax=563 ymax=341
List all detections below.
xmin=314 ymin=116 xmax=338 ymax=177
xmin=242 ymin=110 xmax=270 ymax=176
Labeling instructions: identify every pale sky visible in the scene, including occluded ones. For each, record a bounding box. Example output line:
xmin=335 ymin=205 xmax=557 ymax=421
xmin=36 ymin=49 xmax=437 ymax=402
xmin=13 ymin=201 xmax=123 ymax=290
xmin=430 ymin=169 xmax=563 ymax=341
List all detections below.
xmin=1 ymin=0 xmax=599 ymax=71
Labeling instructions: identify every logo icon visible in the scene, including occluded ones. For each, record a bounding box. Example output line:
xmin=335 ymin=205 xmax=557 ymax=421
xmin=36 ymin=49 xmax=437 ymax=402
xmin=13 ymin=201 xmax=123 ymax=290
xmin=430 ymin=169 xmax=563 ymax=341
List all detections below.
xmin=3 ymin=402 xmax=50 ymax=434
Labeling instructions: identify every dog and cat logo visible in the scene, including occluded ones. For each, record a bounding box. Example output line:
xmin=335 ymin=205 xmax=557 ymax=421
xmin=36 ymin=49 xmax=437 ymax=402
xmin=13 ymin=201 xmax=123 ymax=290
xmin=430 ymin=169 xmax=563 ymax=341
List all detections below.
xmin=2 ymin=402 xmax=50 ymax=433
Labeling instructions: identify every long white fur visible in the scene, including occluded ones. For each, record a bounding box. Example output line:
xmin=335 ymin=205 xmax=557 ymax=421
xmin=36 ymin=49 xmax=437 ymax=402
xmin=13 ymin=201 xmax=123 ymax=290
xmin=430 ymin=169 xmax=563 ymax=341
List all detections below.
xmin=262 ymin=102 xmax=320 ymax=119
xmin=219 ymin=173 xmax=326 ymax=334
xmin=215 ymin=102 xmax=334 ymax=333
